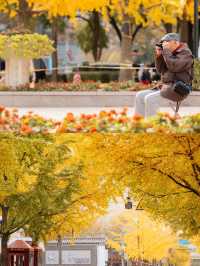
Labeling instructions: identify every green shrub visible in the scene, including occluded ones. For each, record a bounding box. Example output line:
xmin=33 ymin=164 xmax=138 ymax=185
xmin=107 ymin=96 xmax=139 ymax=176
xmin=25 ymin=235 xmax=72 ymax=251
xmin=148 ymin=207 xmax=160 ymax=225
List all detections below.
xmin=192 ymin=59 xmax=200 ymax=91
xmin=67 ymin=71 xmax=119 ymax=83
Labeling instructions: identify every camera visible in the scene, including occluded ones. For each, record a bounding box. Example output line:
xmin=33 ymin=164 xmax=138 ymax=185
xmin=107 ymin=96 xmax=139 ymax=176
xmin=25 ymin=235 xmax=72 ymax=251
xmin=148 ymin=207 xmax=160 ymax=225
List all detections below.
xmin=156 ymin=42 xmax=163 ymax=49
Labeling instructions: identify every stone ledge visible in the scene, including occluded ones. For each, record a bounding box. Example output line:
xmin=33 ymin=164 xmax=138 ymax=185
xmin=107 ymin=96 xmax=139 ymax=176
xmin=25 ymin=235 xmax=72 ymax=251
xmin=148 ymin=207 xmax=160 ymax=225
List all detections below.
xmin=0 ymin=91 xmax=199 ymax=107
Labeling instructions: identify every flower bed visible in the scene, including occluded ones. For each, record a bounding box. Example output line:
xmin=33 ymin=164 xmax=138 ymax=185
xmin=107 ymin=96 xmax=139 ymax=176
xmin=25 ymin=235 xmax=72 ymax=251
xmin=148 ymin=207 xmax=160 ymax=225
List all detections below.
xmin=1 ymin=80 xmax=199 ymax=92
xmin=0 ymin=81 xmax=153 ymax=92
xmin=0 ymin=106 xmax=199 ymax=134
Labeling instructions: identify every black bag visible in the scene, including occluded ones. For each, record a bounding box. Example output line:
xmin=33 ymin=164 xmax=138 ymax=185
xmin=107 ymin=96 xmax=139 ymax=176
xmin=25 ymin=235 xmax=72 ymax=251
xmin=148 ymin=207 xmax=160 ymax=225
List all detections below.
xmin=173 ymin=80 xmax=192 ymax=97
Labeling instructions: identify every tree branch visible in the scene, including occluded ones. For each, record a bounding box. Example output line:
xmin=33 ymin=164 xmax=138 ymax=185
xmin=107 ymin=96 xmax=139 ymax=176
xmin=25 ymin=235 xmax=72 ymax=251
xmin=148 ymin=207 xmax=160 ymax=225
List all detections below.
xmin=107 ymin=8 xmax=122 ymax=42
xmin=132 ymin=24 xmax=142 ymax=42
xmin=76 ymin=15 xmax=94 ymax=31
xmin=7 ymin=191 xmax=100 ymax=235
xmin=132 ymin=160 xmax=200 ymax=197
xmin=137 ymin=189 xmax=192 ymax=199
xmin=4 ymin=0 xmax=12 ymax=17
xmin=186 ymin=137 xmax=200 ymax=186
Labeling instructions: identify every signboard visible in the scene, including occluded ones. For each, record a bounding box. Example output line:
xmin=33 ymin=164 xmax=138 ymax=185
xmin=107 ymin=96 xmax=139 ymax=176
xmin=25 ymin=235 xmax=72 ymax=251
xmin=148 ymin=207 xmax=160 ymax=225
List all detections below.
xmin=46 ymin=251 xmax=59 ymax=264
xmin=179 ymin=239 xmax=189 ymax=246
xmin=62 ymin=250 xmax=91 ymax=265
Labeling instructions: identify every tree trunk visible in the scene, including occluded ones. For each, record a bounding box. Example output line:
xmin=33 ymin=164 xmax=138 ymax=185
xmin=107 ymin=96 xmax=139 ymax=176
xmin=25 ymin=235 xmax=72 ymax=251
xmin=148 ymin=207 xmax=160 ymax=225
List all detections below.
xmin=179 ymin=19 xmax=193 ymax=51
xmin=92 ymin=11 xmax=101 ymax=62
xmin=17 ymin=0 xmax=34 ymax=31
xmin=119 ymin=21 xmax=133 ymax=81
xmin=1 ymin=206 xmax=9 ymax=266
xmin=52 ymin=19 xmax=58 ymax=81
xmin=1 ymin=234 xmax=9 ymax=266
xmin=163 ymin=23 xmax=173 ymax=33
xmin=5 ymin=57 xmax=30 ymax=89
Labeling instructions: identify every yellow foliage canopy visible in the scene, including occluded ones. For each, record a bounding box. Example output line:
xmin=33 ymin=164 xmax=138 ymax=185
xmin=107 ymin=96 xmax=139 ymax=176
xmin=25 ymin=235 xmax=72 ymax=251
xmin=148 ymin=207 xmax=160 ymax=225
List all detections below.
xmin=107 ymin=210 xmax=179 ymax=261
xmin=0 ymin=0 xmax=192 ymax=25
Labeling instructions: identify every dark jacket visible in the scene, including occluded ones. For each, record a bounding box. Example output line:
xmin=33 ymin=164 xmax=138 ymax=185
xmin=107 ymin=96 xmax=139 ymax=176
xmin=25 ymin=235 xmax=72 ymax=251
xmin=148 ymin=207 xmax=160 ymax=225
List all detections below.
xmin=155 ymin=43 xmax=193 ymax=101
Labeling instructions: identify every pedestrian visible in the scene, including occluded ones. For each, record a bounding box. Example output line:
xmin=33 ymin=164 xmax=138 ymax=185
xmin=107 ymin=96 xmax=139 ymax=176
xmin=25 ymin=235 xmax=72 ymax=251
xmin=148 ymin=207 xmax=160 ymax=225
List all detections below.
xmin=135 ymin=33 xmax=193 ymax=117
xmin=140 ymin=66 xmax=151 ymax=85
xmin=73 ymin=69 xmax=82 ymax=84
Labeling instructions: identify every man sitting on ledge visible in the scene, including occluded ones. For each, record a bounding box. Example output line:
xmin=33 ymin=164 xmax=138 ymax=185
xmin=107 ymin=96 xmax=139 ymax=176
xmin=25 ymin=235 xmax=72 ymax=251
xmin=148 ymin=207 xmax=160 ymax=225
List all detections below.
xmin=134 ymin=33 xmax=193 ymax=118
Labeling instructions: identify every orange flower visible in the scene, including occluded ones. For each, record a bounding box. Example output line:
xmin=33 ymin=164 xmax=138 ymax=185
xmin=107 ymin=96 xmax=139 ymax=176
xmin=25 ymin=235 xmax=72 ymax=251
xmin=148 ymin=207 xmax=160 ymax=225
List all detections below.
xmin=81 ymin=114 xmax=86 ymax=119
xmin=120 ymin=107 xmax=128 ymax=115
xmin=75 ymin=124 xmax=83 ymax=131
xmin=86 ymin=114 xmax=92 ymax=120
xmin=99 ymin=111 xmax=107 ymax=118
xmin=90 ymin=127 xmax=97 ymax=132
xmin=66 ymin=113 xmax=75 ymax=122
xmin=20 ymin=125 xmax=33 ymax=134
xmin=132 ymin=113 xmax=143 ymax=121
xmin=110 ymin=109 xmax=117 ymax=115
xmin=162 ymin=113 xmax=171 ymax=119
xmin=0 ymin=106 xmax=5 ymax=112
xmin=0 ymin=117 xmax=5 ymax=124
xmin=57 ymin=125 xmax=66 ymax=133
xmin=108 ymin=117 xmax=115 ymax=123
xmin=4 ymin=110 xmax=10 ymax=117
xmin=118 ymin=117 xmax=128 ymax=123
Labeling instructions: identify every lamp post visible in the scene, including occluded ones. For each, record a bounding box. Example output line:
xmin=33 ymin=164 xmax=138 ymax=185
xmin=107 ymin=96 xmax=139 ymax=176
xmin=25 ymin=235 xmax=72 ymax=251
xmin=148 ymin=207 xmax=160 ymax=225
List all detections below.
xmin=57 ymin=234 xmax=62 ymax=266
xmin=194 ymin=0 xmax=199 ymax=57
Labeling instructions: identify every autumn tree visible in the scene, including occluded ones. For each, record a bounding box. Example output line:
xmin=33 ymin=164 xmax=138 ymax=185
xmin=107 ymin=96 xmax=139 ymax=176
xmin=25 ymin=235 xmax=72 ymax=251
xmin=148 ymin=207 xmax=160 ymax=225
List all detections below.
xmin=0 ymin=133 xmax=120 ymax=266
xmin=107 ymin=211 xmax=181 ymax=263
xmin=88 ymin=133 xmax=200 ymax=241
xmin=0 ymin=0 xmax=188 ymax=81
xmin=77 ymin=11 xmax=108 ymax=62
xmin=88 ymin=207 xmax=189 ymax=264
xmin=0 ymin=133 xmax=80 ymax=266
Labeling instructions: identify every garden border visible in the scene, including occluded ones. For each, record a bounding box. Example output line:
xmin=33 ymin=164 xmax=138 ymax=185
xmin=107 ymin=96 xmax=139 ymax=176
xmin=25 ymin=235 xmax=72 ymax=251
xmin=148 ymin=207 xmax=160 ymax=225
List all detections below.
xmin=0 ymin=91 xmax=199 ymax=107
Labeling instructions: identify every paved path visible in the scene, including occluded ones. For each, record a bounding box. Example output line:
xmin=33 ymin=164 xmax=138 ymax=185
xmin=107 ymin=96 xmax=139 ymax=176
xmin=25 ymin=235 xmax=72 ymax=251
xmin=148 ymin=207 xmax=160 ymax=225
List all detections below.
xmin=15 ymin=106 xmax=200 ymax=120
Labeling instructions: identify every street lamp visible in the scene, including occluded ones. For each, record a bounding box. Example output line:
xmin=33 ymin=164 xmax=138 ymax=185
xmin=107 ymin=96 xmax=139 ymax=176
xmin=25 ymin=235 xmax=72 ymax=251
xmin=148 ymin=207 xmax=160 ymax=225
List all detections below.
xmin=194 ymin=0 xmax=199 ymax=57
xmin=125 ymin=196 xmax=144 ymax=211
xmin=125 ymin=196 xmax=133 ymax=210
xmin=57 ymin=234 xmax=62 ymax=266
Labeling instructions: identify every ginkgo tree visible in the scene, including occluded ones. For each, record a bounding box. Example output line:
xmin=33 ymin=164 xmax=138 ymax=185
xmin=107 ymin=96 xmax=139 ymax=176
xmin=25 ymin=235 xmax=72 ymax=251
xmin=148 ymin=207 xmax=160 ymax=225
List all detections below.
xmin=88 ymin=133 xmax=200 ymax=241
xmin=88 ymin=207 xmax=190 ymax=264
xmin=0 ymin=133 xmax=121 ymax=266
xmin=0 ymin=0 xmax=190 ymax=80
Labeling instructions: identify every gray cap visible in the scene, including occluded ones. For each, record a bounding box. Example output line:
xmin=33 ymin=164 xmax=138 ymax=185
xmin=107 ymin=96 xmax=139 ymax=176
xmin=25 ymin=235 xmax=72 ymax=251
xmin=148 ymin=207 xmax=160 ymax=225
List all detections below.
xmin=160 ymin=33 xmax=180 ymax=42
